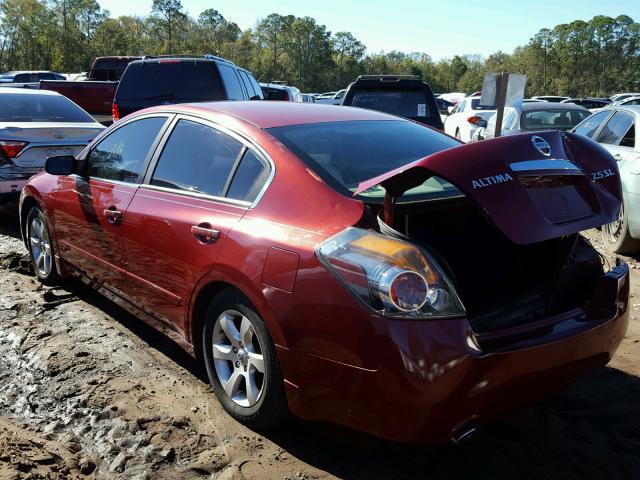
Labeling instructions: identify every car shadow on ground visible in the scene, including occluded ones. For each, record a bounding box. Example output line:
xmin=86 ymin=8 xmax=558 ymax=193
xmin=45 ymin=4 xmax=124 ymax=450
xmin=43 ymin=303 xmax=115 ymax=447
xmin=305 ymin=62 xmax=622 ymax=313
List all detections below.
xmin=0 ymin=204 xmax=21 ymax=239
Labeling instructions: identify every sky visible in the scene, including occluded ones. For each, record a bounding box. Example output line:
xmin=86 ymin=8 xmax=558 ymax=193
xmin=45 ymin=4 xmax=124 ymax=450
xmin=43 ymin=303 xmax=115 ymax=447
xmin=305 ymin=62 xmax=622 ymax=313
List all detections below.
xmin=97 ymin=0 xmax=640 ymax=60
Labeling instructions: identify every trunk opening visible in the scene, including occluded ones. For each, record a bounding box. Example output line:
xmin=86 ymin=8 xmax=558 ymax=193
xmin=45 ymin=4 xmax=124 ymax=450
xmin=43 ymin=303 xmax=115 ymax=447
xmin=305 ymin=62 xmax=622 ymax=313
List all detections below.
xmin=368 ymin=196 xmax=605 ymax=335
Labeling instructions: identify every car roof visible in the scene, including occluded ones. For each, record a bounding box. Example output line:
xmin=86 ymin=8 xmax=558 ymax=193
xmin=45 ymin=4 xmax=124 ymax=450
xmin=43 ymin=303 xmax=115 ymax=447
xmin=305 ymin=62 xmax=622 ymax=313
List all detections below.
xmin=616 ymin=105 xmax=640 ymax=114
xmin=0 ymin=87 xmax=61 ymax=96
xmin=521 ymin=102 xmax=588 ymax=111
xmin=144 ymin=101 xmax=402 ymax=129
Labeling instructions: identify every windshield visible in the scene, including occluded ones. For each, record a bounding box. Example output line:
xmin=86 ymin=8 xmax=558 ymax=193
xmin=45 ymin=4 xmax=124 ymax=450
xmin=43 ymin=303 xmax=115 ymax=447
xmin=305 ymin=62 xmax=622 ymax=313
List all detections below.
xmin=350 ymin=89 xmax=433 ymax=119
xmin=0 ymin=93 xmax=95 ymax=122
xmin=521 ymin=109 xmax=589 ymax=131
xmin=268 ymin=120 xmax=461 ymax=201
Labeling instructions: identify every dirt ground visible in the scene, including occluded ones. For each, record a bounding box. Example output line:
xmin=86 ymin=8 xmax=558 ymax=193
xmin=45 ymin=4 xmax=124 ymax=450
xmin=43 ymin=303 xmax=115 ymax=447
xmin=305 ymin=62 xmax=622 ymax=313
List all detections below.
xmin=0 ymin=206 xmax=639 ymax=480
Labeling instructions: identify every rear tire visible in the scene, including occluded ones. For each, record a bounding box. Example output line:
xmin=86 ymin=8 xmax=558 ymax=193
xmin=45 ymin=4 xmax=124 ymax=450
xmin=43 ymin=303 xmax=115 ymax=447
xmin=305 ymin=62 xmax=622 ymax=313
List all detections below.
xmin=202 ymin=289 xmax=288 ymax=429
xmin=25 ymin=206 xmax=61 ymax=285
xmin=601 ymin=201 xmax=640 ymax=254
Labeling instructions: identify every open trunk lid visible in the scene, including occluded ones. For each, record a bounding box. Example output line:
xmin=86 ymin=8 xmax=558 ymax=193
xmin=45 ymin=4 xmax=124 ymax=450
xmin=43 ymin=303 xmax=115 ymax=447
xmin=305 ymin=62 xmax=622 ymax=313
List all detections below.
xmin=355 ymin=131 xmax=621 ymax=245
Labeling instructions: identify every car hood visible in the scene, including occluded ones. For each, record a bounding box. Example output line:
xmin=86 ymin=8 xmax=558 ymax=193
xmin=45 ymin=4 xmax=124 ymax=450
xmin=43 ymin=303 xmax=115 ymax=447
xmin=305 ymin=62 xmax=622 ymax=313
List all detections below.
xmin=355 ymin=130 xmax=621 ymax=245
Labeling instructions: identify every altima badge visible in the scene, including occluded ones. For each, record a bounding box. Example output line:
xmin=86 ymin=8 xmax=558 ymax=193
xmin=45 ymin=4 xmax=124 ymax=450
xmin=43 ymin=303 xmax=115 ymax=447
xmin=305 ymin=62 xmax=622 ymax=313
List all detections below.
xmin=531 ymin=135 xmax=551 ymax=157
xmin=54 ymin=131 xmax=65 ymax=139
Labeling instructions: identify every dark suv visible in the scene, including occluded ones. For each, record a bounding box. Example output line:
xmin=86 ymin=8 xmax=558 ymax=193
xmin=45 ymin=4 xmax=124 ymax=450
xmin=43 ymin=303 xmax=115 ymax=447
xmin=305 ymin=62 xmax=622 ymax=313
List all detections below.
xmin=113 ymin=55 xmax=263 ymax=121
xmin=341 ymin=75 xmax=443 ymax=130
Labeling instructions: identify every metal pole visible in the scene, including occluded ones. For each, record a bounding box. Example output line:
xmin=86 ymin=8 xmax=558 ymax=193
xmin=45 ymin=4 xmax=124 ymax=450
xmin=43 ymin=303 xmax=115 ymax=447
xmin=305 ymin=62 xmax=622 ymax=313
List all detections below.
xmin=494 ymin=73 xmax=509 ymax=138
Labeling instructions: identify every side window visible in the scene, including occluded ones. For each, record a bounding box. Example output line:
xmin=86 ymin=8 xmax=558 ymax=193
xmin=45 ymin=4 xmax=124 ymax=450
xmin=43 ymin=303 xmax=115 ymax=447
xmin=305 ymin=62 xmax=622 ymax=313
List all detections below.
xmin=227 ymin=150 xmax=270 ymax=202
xmin=574 ymin=110 xmax=611 ymax=139
xmin=218 ymin=64 xmax=245 ymax=100
xmin=597 ymin=112 xmax=635 ymax=147
xmin=457 ymin=100 xmax=466 ymax=112
xmin=238 ymin=71 xmax=257 ymax=98
xmin=86 ymin=117 xmax=166 ymax=182
xmin=151 ymin=119 xmax=243 ymax=198
xmin=246 ymin=72 xmax=263 ymax=99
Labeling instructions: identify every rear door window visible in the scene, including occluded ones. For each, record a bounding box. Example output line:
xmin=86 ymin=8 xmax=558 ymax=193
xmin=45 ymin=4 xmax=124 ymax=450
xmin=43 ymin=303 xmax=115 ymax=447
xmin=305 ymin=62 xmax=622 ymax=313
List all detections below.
xmin=226 ymin=150 xmax=270 ymax=202
xmin=117 ymin=61 xmax=224 ymax=101
xmin=151 ymin=119 xmax=243 ymax=198
xmin=218 ymin=64 xmax=245 ymax=100
xmin=86 ymin=116 xmax=167 ymax=182
xmin=351 ymin=88 xmax=431 ymax=118
xmin=238 ymin=70 xmax=259 ymax=98
xmin=597 ymin=112 xmax=635 ymax=146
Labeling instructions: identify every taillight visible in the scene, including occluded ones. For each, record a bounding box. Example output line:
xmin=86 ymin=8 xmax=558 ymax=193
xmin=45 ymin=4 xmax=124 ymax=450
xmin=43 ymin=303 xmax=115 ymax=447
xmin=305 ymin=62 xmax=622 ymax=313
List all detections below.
xmin=0 ymin=140 xmax=28 ymax=158
xmin=317 ymin=228 xmax=465 ymax=318
xmin=112 ymin=101 xmax=120 ymax=122
xmin=283 ymin=91 xmax=289 ymax=101
xmin=467 ymin=116 xmax=483 ymax=125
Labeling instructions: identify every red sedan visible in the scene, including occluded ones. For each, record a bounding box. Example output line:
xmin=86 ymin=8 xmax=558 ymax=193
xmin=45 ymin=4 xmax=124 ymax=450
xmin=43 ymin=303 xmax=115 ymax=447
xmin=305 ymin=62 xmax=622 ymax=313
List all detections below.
xmin=19 ymin=102 xmax=629 ymax=444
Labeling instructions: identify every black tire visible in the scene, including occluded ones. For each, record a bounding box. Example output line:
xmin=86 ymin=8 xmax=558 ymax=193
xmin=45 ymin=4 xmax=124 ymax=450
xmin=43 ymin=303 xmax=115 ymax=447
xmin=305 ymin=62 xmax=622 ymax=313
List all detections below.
xmin=601 ymin=200 xmax=640 ymax=254
xmin=25 ymin=206 xmax=61 ymax=285
xmin=202 ymin=289 xmax=288 ymax=429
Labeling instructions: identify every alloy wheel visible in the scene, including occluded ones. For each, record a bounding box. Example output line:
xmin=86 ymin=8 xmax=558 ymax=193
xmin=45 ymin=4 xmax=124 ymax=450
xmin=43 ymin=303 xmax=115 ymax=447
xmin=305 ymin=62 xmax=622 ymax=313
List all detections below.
xmin=211 ymin=309 xmax=266 ymax=407
xmin=29 ymin=216 xmax=52 ymax=276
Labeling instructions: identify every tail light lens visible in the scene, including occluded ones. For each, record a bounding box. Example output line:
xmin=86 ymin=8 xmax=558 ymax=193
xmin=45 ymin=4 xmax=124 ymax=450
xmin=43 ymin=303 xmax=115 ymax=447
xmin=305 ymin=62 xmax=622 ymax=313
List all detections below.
xmin=467 ymin=116 xmax=483 ymax=125
xmin=317 ymin=228 xmax=465 ymax=318
xmin=0 ymin=140 xmax=28 ymax=159
xmin=112 ymin=101 xmax=120 ymax=122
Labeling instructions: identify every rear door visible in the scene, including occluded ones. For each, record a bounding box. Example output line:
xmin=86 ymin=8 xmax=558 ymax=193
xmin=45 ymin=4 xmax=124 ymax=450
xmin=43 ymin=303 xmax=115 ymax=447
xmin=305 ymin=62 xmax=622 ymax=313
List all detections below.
xmin=52 ymin=115 xmax=170 ymax=289
xmin=121 ymin=116 xmax=272 ymax=332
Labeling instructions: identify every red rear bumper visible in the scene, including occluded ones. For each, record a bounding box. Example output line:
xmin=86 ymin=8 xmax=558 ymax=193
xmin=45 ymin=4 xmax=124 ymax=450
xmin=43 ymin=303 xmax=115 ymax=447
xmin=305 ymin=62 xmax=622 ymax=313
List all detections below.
xmin=279 ymin=261 xmax=630 ymax=444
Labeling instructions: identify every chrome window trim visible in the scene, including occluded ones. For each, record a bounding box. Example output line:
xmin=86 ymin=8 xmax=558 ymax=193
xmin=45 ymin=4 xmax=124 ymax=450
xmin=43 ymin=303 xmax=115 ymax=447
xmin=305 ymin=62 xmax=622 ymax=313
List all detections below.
xmin=138 ymin=183 xmax=251 ymax=208
xmin=143 ymin=112 xmax=275 ymax=209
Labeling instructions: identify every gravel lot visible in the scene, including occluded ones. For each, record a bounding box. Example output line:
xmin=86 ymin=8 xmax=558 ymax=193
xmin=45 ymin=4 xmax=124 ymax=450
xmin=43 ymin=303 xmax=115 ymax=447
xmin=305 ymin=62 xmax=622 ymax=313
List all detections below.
xmin=0 ymin=206 xmax=639 ymax=479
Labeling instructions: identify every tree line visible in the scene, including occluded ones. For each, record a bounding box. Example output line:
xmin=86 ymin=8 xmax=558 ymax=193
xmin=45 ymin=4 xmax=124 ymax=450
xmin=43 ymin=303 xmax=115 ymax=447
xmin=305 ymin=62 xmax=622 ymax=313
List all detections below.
xmin=0 ymin=0 xmax=638 ymax=96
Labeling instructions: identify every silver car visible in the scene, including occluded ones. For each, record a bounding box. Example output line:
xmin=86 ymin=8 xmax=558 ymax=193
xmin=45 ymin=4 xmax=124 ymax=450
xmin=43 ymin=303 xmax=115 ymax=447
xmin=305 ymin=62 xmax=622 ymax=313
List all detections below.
xmin=0 ymin=88 xmax=104 ymax=203
xmin=573 ymin=105 xmax=640 ymax=252
xmin=476 ymin=102 xmax=591 ymax=141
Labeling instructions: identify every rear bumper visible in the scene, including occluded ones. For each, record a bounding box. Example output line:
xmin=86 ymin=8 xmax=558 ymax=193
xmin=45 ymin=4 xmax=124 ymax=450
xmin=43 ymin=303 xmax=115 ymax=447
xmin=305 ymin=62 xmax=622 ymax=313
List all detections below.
xmin=280 ymin=261 xmax=630 ymax=444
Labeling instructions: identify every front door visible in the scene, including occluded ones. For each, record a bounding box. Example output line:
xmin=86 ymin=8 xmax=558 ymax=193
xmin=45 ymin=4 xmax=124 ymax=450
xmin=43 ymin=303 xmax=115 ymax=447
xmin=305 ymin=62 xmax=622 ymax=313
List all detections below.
xmin=52 ymin=115 xmax=170 ymax=291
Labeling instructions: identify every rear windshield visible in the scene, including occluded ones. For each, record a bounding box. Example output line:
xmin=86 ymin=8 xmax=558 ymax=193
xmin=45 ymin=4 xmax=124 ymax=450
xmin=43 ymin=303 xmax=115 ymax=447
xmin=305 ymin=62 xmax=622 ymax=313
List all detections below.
xmin=350 ymin=88 xmax=433 ymax=119
xmin=521 ymin=109 xmax=590 ymax=131
xmin=262 ymin=87 xmax=289 ymax=101
xmin=0 ymin=93 xmax=95 ymax=122
xmin=268 ymin=120 xmax=461 ymax=201
xmin=117 ymin=61 xmax=224 ymax=101
xmin=470 ymin=98 xmax=494 ymax=110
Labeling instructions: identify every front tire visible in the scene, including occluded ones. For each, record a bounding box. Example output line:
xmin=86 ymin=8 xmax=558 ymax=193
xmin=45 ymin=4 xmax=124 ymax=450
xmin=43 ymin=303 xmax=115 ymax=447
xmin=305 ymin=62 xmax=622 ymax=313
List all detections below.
xmin=202 ymin=289 xmax=288 ymax=429
xmin=601 ymin=201 xmax=640 ymax=254
xmin=26 ymin=206 xmax=61 ymax=285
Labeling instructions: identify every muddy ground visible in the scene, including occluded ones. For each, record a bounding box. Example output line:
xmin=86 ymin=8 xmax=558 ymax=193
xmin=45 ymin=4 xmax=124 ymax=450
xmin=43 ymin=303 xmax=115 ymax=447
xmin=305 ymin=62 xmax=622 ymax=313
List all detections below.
xmin=0 ymin=206 xmax=639 ymax=480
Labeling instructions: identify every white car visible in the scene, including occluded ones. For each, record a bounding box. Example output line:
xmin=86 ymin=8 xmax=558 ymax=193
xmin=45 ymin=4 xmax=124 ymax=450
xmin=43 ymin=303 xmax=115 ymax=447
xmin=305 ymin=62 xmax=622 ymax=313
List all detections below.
xmin=573 ymin=105 xmax=640 ymax=253
xmin=0 ymin=88 xmax=104 ymax=203
xmin=609 ymin=93 xmax=640 ymax=103
xmin=443 ymin=96 xmax=495 ymax=142
xmin=531 ymin=95 xmax=570 ymax=103
xmin=315 ymin=89 xmax=345 ymax=105
xmin=477 ymin=102 xmax=590 ymax=140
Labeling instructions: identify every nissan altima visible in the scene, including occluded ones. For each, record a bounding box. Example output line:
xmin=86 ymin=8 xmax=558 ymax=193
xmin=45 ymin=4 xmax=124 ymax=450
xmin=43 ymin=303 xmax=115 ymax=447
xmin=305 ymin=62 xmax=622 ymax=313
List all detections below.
xmin=20 ymin=102 xmax=629 ymax=444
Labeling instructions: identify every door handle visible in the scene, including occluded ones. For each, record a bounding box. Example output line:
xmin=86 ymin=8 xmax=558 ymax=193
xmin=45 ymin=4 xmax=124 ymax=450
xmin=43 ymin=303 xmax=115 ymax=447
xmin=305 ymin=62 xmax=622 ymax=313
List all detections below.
xmin=191 ymin=224 xmax=220 ymax=244
xmin=103 ymin=208 xmax=122 ymax=224
xmin=613 ymin=153 xmax=622 ymax=161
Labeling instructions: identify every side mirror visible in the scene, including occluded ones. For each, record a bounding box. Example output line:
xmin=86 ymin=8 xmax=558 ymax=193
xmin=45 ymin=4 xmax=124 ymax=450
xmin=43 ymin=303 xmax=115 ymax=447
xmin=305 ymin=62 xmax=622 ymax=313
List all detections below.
xmin=45 ymin=155 xmax=75 ymax=176
xmin=476 ymin=119 xmax=487 ymax=128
